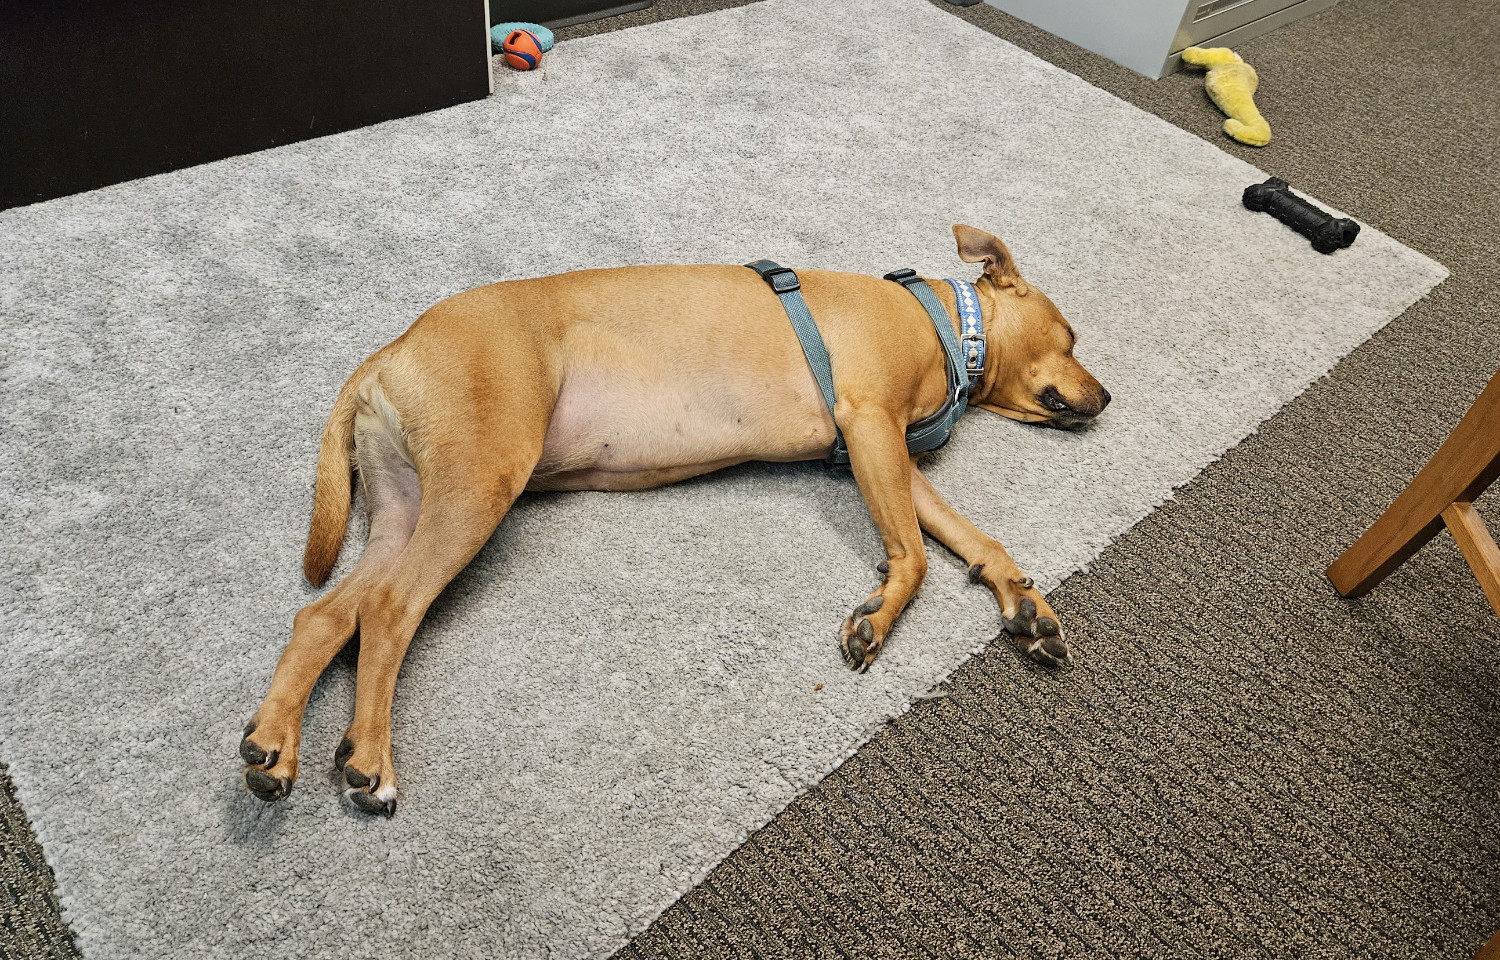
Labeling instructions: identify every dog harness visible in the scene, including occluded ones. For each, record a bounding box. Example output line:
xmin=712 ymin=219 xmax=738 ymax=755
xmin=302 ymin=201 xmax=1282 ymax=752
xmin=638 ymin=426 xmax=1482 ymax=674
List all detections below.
xmin=745 ymin=260 xmax=986 ymax=465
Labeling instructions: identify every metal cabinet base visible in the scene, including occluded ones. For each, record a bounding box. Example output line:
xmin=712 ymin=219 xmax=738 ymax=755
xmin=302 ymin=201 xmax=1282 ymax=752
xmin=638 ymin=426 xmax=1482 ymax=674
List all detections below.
xmin=1164 ymin=0 xmax=1339 ymax=74
xmin=984 ymin=0 xmax=1339 ymax=78
xmin=491 ymin=0 xmax=653 ymax=29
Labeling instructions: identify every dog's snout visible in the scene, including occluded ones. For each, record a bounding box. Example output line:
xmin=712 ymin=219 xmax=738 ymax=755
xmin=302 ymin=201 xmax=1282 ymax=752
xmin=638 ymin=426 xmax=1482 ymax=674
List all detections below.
xmin=1040 ymin=384 xmax=1108 ymax=427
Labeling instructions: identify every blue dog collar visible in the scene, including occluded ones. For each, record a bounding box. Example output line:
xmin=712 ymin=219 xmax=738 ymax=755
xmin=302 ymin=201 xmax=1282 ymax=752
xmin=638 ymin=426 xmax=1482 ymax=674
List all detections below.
xmin=945 ymin=278 xmax=985 ymax=389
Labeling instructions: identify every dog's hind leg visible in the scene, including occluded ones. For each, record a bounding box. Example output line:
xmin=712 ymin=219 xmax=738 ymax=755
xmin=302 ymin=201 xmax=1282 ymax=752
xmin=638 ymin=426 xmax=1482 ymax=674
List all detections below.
xmin=240 ymin=401 xmax=422 ymax=802
xmin=909 ymin=459 xmax=1070 ymax=668
xmin=336 ymin=420 xmax=546 ymax=816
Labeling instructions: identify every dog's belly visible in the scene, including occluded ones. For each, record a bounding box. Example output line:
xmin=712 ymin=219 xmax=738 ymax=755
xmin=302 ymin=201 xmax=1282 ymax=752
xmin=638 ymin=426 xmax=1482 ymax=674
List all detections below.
xmin=527 ymin=366 xmax=833 ymax=492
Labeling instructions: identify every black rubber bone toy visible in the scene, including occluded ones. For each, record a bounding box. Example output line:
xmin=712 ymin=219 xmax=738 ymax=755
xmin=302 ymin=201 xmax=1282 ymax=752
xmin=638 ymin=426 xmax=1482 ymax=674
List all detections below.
xmin=1242 ymin=176 xmax=1360 ymax=254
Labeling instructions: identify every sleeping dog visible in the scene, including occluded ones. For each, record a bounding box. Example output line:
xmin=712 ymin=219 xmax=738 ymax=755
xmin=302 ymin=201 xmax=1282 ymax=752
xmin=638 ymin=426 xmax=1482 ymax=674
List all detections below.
xmin=239 ymin=224 xmax=1110 ymax=815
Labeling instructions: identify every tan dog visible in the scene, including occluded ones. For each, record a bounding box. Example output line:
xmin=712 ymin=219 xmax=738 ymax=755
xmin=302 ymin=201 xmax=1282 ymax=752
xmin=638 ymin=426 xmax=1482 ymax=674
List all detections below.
xmin=239 ymin=224 xmax=1109 ymax=815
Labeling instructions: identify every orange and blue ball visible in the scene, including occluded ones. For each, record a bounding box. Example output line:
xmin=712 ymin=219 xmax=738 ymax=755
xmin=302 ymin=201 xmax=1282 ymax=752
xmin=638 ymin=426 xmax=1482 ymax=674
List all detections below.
xmin=502 ymin=30 xmax=544 ymax=71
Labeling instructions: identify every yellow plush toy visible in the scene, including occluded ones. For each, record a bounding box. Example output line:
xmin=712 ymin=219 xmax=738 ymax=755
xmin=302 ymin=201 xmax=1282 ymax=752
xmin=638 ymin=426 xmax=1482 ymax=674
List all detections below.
xmin=1181 ymin=46 xmax=1271 ymax=147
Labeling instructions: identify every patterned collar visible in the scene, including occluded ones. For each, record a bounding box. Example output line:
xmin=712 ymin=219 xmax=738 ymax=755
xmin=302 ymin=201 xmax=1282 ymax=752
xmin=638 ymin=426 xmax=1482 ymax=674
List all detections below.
xmin=944 ymin=278 xmax=986 ymax=391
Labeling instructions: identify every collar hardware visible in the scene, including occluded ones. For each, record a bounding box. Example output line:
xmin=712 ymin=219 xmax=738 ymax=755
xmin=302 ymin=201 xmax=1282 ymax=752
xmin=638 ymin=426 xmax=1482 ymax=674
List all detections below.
xmin=945 ymin=278 xmax=986 ymax=389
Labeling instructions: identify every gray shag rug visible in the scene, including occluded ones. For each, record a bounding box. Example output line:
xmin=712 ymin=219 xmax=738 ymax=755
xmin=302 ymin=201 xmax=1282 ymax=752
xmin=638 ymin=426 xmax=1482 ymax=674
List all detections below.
xmin=0 ymin=0 xmax=1444 ymax=956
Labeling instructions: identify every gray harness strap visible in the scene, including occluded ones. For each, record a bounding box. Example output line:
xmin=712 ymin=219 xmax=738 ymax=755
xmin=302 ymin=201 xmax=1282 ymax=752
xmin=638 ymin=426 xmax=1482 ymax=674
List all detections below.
xmin=745 ymin=260 xmax=972 ymax=465
xmin=745 ymin=259 xmax=849 ymax=462
xmin=882 ymin=268 xmax=969 ymax=454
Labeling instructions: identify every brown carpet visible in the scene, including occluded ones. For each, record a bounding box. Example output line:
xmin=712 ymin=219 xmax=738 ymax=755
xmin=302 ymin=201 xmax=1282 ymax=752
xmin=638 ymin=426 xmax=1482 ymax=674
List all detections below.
xmin=3 ymin=0 xmax=1497 ymax=956
xmin=0 ymin=764 xmax=73 ymax=959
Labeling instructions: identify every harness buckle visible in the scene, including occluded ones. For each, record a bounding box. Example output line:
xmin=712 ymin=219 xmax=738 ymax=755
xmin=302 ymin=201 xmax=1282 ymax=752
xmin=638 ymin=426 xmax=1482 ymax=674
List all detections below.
xmin=745 ymin=260 xmax=803 ymax=293
xmin=751 ymin=266 xmax=800 ymax=294
xmin=882 ymin=268 xmax=920 ymax=287
xmin=764 ymin=268 xmax=801 ymax=294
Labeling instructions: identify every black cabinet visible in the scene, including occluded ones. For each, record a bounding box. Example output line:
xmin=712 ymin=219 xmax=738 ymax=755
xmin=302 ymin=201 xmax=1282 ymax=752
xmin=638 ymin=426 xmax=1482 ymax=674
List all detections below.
xmin=1 ymin=0 xmax=491 ymax=210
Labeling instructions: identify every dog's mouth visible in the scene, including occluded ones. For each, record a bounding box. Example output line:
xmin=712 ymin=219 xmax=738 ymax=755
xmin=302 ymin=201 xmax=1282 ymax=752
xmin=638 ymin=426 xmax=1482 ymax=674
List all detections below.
xmin=1036 ymin=384 xmax=1110 ymax=430
xmin=1040 ymin=414 xmax=1097 ymax=432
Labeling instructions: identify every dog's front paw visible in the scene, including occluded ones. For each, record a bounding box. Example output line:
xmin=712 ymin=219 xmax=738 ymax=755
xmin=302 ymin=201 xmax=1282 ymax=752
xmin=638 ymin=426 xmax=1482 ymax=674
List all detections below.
xmin=1001 ymin=597 xmax=1071 ymax=668
xmin=336 ymin=735 xmax=398 ymax=818
xmin=839 ymin=594 xmax=887 ymax=673
xmin=240 ymin=718 xmax=297 ymax=802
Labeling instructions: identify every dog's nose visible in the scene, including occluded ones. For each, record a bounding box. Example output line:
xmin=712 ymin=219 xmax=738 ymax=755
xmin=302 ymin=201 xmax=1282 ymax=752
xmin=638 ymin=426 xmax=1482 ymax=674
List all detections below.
xmin=1099 ymin=387 xmax=1111 ymax=410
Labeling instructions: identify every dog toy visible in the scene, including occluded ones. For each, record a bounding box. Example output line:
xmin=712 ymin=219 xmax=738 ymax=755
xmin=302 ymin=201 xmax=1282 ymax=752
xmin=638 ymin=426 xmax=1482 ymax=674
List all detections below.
xmin=1243 ymin=177 xmax=1360 ymax=254
xmin=1181 ymin=46 xmax=1271 ymax=147
xmin=500 ymin=29 xmax=545 ymax=71
xmin=491 ymin=22 xmax=554 ymax=53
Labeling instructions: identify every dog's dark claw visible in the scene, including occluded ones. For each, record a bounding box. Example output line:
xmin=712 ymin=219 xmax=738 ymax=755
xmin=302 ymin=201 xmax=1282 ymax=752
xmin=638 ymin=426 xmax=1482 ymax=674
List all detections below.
xmin=1016 ymin=576 xmax=1034 ymax=589
xmin=853 ymin=595 xmax=884 ymax=617
xmin=239 ymin=737 xmax=268 ymax=767
xmin=245 ymin=768 xmax=291 ymax=802
xmin=333 ymin=737 xmax=354 ymax=771
xmin=968 ymin=563 xmax=985 ymax=584
xmin=344 ymin=765 xmax=371 ymax=789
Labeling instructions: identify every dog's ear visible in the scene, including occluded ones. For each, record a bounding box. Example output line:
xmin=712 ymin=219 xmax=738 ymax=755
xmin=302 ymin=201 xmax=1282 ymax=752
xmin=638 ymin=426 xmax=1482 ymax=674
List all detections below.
xmin=953 ymin=224 xmax=1029 ymax=295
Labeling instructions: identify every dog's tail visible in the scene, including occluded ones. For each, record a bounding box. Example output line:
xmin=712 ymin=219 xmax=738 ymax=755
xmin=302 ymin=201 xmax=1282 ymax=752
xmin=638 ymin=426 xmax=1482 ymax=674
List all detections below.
xmin=302 ymin=360 xmax=370 ymax=586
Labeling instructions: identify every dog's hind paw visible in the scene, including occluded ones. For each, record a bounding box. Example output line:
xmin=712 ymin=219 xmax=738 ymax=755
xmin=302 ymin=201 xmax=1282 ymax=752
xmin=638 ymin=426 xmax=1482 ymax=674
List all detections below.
xmin=1001 ymin=597 xmax=1071 ymax=669
xmin=240 ymin=720 xmax=296 ymax=802
xmin=339 ymin=745 xmax=398 ymax=818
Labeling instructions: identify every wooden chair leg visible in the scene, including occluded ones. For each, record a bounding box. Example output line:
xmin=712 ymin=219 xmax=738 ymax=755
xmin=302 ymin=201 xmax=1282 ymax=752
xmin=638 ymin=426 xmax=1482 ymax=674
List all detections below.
xmin=1476 ymin=928 xmax=1500 ymax=960
xmin=1442 ymin=502 xmax=1500 ymax=617
xmin=1328 ymin=368 xmax=1500 ymax=601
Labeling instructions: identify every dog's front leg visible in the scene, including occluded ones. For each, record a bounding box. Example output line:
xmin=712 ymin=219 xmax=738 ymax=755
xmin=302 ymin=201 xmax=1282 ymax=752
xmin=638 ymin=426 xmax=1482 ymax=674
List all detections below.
xmin=838 ymin=410 xmax=930 ymax=672
xmin=909 ymin=460 xmax=1070 ymax=667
